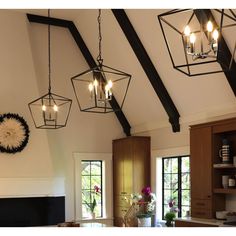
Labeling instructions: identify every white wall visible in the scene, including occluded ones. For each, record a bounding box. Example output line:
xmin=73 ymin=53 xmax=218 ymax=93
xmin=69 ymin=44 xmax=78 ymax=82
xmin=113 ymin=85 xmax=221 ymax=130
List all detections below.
xmin=0 ymin=10 xmax=123 ymax=221
xmin=0 ymin=10 xmax=64 ymax=198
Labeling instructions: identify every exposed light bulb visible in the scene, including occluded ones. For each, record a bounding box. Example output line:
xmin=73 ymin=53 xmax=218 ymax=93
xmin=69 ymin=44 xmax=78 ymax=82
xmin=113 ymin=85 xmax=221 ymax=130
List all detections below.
xmin=42 ymin=105 xmax=46 ymax=111
xmin=207 ymin=21 xmax=213 ymax=32
xmin=53 ymin=104 xmax=58 ymax=112
xmin=190 ymin=33 xmax=196 ymax=44
xmin=93 ymin=79 xmax=98 ymax=87
xmin=88 ymin=83 xmax=93 ymax=92
xmin=104 ymin=84 xmax=109 ymax=99
xmin=212 ymin=29 xmax=219 ymax=41
xmin=184 ymin=25 xmax=191 ymax=36
xmin=107 ymin=80 xmax=113 ymax=89
xmin=105 ymin=84 xmax=109 ymax=91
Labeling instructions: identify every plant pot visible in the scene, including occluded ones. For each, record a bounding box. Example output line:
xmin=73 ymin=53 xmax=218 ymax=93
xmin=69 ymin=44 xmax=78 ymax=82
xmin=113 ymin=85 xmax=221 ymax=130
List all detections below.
xmin=90 ymin=212 xmax=96 ymax=219
xmin=165 ymin=220 xmax=173 ymax=227
xmin=137 ymin=216 xmax=151 ymax=227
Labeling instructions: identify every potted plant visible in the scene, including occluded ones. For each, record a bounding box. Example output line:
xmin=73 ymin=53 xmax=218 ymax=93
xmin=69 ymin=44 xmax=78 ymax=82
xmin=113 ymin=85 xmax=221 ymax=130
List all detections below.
xmin=164 ymin=198 xmax=179 ymax=227
xmin=83 ymin=185 xmax=101 ymax=219
xmin=132 ymin=186 xmax=156 ymax=227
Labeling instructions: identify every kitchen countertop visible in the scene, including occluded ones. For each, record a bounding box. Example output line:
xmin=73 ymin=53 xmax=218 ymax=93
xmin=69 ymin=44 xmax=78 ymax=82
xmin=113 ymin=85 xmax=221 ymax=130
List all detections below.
xmin=176 ymin=217 xmax=235 ymax=227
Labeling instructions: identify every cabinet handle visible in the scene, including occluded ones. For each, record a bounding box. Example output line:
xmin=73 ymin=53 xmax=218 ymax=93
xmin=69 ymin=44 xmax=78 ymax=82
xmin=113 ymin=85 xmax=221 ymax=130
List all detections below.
xmin=121 ymin=192 xmax=127 ymax=194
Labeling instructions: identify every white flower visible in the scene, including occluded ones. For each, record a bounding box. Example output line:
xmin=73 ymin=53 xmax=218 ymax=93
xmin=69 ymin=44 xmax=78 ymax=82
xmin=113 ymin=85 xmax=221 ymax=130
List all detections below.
xmin=150 ymin=193 xmax=156 ymax=203
xmin=147 ymin=202 xmax=155 ymax=212
xmin=131 ymin=193 xmax=142 ymax=203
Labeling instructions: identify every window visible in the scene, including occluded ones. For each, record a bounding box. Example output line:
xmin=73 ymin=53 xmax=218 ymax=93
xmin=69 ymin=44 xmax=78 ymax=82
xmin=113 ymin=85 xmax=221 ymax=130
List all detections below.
xmin=81 ymin=160 xmax=103 ymax=218
xmin=162 ymin=156 xmax=190 ymax=219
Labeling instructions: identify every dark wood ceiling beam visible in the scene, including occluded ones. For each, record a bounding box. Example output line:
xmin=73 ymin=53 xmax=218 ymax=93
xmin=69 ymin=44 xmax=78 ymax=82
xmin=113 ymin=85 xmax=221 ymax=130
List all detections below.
xmin=194 ymin=9 xmax=236 ymax=96
xmin=112 ymin=9 xmax=180 ymax=132
xmin=27 ymin=13 xmax=131 ymax=136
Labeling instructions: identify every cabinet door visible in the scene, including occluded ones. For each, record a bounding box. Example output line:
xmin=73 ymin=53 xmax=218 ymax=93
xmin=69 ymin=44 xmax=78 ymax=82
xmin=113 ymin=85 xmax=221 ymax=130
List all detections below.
xmin=132 ymin=138 xmax=150 ymax=193
xmin=123 ymin=138 xmax=133 ymax=194
xmin=113 ymin=140 xmax=124 ymax=197
xmin=190 ymin=126 xmax=212 ymax=200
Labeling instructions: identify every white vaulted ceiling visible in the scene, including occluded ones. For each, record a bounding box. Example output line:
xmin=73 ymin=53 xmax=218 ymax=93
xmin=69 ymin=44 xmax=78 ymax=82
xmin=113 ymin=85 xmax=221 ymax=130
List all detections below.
xmin=22 ymin=9 xmax=236 ymax=134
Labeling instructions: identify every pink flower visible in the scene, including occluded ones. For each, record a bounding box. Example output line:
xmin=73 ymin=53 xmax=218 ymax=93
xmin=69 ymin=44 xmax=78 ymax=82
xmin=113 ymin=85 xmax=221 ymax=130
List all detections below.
xmin=168 ymin=201 xmax=174 ymax=208
xmin=138 ymin=199 xmax=145 ymax=203
xmin=142 ymin=186 xmax=151 ymax=196
xmin=94 ymin=185 xmax=101 ymax=193
xmin=168 ymin=198 xmax=179 ymax=213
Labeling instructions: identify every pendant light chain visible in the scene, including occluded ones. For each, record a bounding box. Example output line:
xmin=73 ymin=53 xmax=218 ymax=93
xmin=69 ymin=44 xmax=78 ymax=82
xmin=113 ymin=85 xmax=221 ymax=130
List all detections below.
xmin=48 ymin=9 xmax=51 ymax=93
xmin=97 ymin=9 xmax=103 ymax=65
xmin=28 ymin=8 xmax=72 ymax=129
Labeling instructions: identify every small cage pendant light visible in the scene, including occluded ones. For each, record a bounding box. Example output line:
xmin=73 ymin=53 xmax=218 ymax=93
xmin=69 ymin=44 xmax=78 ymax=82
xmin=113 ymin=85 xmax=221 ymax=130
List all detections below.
xmin=28 ymin=9 xmax=72 ymax=129
xmin=71 ymin=9 xmax=131 ymax=113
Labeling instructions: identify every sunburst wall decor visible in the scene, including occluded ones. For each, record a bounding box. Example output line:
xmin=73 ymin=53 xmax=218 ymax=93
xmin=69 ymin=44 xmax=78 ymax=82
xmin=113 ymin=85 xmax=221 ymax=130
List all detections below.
xmin=0 ymin=113 xmax=30 ymax=154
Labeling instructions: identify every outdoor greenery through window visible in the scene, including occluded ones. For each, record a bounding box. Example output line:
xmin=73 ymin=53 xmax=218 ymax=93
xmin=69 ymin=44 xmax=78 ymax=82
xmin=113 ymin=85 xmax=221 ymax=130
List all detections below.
xmin=81 ymin=160 xmax=103 ymax=218
xmin=162 ymin=156 xmax=190 ymax=219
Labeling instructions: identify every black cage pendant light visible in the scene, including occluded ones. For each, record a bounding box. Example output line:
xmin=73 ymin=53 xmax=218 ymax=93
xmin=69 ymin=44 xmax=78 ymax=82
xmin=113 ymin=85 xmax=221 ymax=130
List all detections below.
xmin=71 ymin=9 xmax=131 ymax=113
xmin=158 ymin=9 xmax=236 ymax=76
xmin=28 ymin=9 xmax=72 ymax=129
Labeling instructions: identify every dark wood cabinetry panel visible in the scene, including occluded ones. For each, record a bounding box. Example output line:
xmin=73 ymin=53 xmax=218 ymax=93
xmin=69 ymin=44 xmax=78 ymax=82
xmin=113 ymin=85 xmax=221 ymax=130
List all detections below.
xmin=175 ymin=220 xmax=217 ymax=227
xmin=190 ymin=117 xmax=236 ymax=220
xmin=113 ymin=136 xmax=150 ymax=227
xmin=190 ymin=126 xmax=212 ymax=198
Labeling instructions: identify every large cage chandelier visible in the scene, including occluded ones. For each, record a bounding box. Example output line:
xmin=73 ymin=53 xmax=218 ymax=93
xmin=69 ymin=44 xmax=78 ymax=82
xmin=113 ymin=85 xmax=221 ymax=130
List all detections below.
xmin=158 ymin=9 xmax=236 ymax=76
xmin=71 ymin=9 xmax=132 ymax=113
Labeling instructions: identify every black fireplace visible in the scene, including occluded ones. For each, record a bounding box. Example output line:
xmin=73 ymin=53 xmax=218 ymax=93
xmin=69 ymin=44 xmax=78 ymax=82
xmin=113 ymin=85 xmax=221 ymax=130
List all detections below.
xmin=0 ymin=196 xmax=65 ymax=226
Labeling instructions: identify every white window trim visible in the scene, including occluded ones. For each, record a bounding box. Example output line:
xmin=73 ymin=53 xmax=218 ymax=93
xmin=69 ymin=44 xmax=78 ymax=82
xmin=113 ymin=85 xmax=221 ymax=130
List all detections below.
xmin=74 ymin=152 xmax=113 ymax=221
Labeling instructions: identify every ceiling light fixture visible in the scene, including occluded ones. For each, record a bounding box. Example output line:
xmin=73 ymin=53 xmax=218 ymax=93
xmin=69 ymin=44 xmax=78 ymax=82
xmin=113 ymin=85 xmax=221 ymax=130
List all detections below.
xmin=158 ymin=9 xmax=236 ymax=76
xmin=28 ymin=9 xmax=72 ymax=129
xmin=71 ymin=9 xmax=131 ymax=113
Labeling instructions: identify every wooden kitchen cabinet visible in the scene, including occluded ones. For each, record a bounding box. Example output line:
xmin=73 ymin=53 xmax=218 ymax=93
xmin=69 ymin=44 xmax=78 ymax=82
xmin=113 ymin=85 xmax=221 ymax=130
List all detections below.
xmin=113 ymin=136 xmax=150 ymax=226
xmin=190 ymin=117 xmax=236 ymax=220
xmin=190 ymin=125 xmax=213 ymax=218
xmin=190 ymin=126 xmax=212 ymax=199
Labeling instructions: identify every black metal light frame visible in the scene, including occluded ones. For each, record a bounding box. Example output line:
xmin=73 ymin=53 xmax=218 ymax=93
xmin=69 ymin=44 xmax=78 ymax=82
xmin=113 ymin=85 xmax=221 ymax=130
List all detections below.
xmin=158 ymin=9 xmax=236 ymax=76
xmin=71 ymin=9 xmax=132 ymax=114
xmin=28 ymin=9 xmax=72 ymax=129
xmin=71 ymin=64 xmax=131 ymax=114
xmin=28 ymin=92 xmax=72 ymax=129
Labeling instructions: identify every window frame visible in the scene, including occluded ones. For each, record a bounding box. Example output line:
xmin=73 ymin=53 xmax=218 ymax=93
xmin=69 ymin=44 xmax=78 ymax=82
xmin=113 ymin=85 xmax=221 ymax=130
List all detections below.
xmin=162 ymin=155 xmax=190 ymax=219
xmin=81 ymin=160 xmax=103 ymax=218
xmin=74 ymin=153 xmax=113 ymax=221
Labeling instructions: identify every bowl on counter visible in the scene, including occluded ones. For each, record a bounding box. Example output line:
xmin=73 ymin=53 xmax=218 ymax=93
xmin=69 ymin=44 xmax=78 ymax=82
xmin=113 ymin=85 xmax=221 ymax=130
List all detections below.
xmin=216 ymin=211 xmax=229 ymax=220
xmin=226 ymin=212 xmax=236 ymax=222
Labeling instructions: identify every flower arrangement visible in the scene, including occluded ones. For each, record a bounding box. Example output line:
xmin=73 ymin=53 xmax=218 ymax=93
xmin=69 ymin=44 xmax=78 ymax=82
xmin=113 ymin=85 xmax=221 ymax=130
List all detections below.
xmin=131 ymin=186 xmax=156 ymax=218
xmin=83 ymin=185 xmax=101 ymax=215
xmin=165 ymin=198 xmax=179 ymax=226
